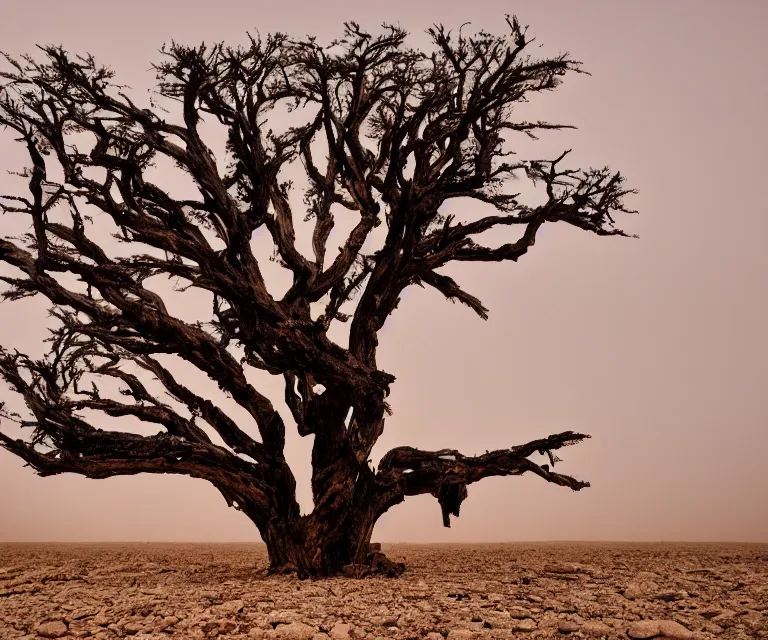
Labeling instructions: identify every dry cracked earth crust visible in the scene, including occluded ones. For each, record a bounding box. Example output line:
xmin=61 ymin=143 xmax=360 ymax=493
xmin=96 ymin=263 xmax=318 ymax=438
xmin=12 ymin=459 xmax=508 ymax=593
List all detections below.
xmin=0 ymin=543 xmax=766 ymax=640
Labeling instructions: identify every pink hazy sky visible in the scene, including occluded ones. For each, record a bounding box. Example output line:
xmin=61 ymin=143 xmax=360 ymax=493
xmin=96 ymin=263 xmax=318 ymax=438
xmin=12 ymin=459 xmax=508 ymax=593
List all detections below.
xmin=0 ymin=0 xmax=766 ymax=544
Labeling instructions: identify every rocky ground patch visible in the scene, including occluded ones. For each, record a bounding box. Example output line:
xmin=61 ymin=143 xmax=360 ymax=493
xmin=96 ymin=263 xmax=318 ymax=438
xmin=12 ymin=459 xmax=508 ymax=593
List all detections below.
xmin=0 ymin=543 xmax=766 ymax=639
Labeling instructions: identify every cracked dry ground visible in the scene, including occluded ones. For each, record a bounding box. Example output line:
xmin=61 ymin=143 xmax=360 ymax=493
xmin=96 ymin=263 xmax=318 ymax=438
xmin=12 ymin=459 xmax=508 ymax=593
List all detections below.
xmin=1 ymin=543 xmax=766 ymax=640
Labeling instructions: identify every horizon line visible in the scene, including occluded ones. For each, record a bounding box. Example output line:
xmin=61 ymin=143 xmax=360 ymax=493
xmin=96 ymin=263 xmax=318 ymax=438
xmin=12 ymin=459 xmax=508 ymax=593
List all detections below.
xmin=2 ymin=539 xmax=767 ymax=545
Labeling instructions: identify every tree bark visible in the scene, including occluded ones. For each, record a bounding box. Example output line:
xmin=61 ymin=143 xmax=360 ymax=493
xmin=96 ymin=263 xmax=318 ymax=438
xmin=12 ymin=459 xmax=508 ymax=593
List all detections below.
xmin=259 ymin=507 xmax=403 ymax=579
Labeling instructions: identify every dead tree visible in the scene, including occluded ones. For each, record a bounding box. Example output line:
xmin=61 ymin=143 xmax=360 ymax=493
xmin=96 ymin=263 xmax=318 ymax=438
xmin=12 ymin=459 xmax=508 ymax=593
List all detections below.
xmin=0 ymin=18 xmax=636 ymax=577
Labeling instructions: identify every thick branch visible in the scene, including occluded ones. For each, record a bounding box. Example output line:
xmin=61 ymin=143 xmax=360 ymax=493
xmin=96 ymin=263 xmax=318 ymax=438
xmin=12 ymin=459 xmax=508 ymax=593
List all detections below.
xmin=0 ymin=429 xmax=275 ymax=523
xmin=133 ymin=355 xmax=268 ymax=463
xmin=376 ymin=431 xmax=590 ymax=526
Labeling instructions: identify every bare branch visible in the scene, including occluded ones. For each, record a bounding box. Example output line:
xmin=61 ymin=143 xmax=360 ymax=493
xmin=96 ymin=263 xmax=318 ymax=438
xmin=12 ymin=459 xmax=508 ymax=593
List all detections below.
xmin=376 ymin=431 xmax=590 ymax=527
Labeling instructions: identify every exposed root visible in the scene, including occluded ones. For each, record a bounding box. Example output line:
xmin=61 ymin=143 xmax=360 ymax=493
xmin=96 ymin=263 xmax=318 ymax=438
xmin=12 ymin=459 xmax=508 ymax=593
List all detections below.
xmin=266 ymin=562 xmax=299 ymax=577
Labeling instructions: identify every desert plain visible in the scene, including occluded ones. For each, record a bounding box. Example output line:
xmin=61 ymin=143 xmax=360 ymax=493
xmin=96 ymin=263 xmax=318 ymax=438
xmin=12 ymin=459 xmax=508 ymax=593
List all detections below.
xmin=0 ymin=543 xmax=766 ymax=640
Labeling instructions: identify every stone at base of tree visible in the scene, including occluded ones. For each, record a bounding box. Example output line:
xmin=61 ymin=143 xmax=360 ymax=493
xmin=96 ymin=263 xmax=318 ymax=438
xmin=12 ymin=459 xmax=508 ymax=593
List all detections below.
xmin=342 ymin=551 xmax=406 ymax=578
xmin=369 ymin=551 xmax=406 ymax=577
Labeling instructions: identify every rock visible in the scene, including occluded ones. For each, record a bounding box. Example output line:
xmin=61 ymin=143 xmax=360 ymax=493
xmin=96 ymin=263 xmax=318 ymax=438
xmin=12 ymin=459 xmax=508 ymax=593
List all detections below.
xmin=425 ymin=634 xmax=444 ymax=640
xmin=276 ymin=622 xmax=317 ymax=640
xmin=446 ymin=630 xmax=474 ymax=640
xmin=624 ymin=583 xmax=643 ymax=600
xmin=712 ymin=610 xmax=736 ymax=623
xmin=482 ymin=611 xmax=513 ymax=629
xmin=220 ymin=619 xmax=238 ymax=633
xmin=34 ymin=621 xmax=69 ymax=638
xmin=123 ymin=621 xmax=145 ymax=635
xmin=329 ymin=622 xmax=352 ymax=639
xmin=627 ymin=621 xmax=661 ymax=639
xmin=700 ymin=608 xmax=723 ymax=620
xmin=69 ymin=607 xmax=98 ymax=621
xmin=627 ymin=619 xmax=696 ymax=640
xmin=537 ymin=613 xmax=560 ymax=630
xmin=219 ymin=598 xmax=245 ymax=615
xmin=509 ymin=608 xmax=533 ymax=619
xmin=93 ymin=611 xmax=111 ymax=626
xmin=370 ymin=615 xmax=398 ymax=627
xmin=637 ymin=571 xmax=660 ymax=580
xmin=201 ymin=620 xmax=222 ymax=634
xmin=656 ymin=620 xmax=695 ymax=639
xmin=581 ymin=621 xmax=613 ymax=636
xmin=268 ymin=611 xmax=301 ymax=626
xmin=512 ymin=618 xmax=537 ymax=632
xmin=558 ymin=620 xmax=581 ymax=633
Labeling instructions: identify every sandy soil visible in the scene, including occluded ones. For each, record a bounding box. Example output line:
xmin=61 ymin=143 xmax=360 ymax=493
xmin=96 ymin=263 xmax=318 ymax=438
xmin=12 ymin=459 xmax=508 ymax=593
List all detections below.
xmin=0 ymin=543 xmax=766 ymax=639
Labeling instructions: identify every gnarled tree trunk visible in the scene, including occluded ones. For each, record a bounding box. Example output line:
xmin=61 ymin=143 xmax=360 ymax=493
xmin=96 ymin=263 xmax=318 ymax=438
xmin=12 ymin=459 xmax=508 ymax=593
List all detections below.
xmin=258 ymin=502 xmax=402 ymax=578
xmin=255 ymin=419 xmax=406 ymax=578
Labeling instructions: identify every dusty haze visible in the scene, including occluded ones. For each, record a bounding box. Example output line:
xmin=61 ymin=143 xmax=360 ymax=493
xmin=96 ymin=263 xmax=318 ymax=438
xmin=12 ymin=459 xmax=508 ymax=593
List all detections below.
xmin=0 ymin=0 xmax=766 ymax=544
